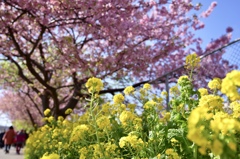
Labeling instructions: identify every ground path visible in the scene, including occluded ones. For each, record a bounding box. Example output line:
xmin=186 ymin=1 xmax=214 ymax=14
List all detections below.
xmin=0 ymin=147 xmax=24 ymax=159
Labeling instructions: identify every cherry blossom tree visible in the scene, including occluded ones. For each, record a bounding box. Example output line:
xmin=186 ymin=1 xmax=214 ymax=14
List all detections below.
xmin=0 ymin=90 xmax=43 ymax=127
xmin=0 ymin=0 xmax=234 ymax=120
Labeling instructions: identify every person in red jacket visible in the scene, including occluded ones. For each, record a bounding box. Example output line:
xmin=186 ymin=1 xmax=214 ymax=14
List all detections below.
xmin=15 ymin=129 xmax=26 ymax=154
xmin=2 ymin=126 xmax=15 ymax=154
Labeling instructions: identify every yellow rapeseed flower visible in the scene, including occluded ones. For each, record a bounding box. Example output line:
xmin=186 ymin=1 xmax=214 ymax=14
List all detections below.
xmin=164 ymin=112 xmax=171 ymax=121
xmin=79 ymin=147 xmax=88 ymax=159
xmin=165 ymin=148 xmax=174 ymax=155
xmin=199 ymin=95 xmax=223 ymax=111
xmin=70 ymin=124 xmax=89 ymax=142
xmin=221 ymin=70 xmax=240 ymax=101
xmin=48 ymin=116 xmax=54 ymax=123
xmin=96 ymin=116 xmax=111 ymax=129
xmin=119 ymin=133 xmax=144 ymax=149
xmin=65 ymin=108 xmax=73 ymax=115
xmin=143 ymin=83 xmax=151 ymax=90
xmin=40 ymin=153 xmax=60 ymax=159
xmin=85 ymin=77 xmax=103 ymax=93
xmin=113 ymin=93 xmax=124 ymax=104
xmin=119 ymin=110 xmax=136 ymax=126
xmin=230 ymin=101 xmax=240 ymax=118
xmin=187 ymin=106 xmax=209 ymax=148
xmin=165 ymin=148 xmax=180 ymax=159
xmin=57 ymin=116 xmax=64 ymax=121
xmin=185 ymin=52 xmax=201 ymax=70
xmin=101 ymin=102 xmax=111 ymax=113
xmin=143 ymin=100 xmax=157 ymax=110
xmin=161 ymin=91 xmax=168 ymax=96
xmin=171 ymin=138 xmax=178 ymax=146
xmin=212 ymin=139 xmax=223 ymax=156
xmin=44 ymin=108 xmax=51 ymax=116
xmin=105 ymin=142 xmax=118 ymax=153
xmin=208 ymin=78 xmax=221 ymax=90
xmin=177 ymin=75 xmax=189 ymax=84
xmin=170 ymin=85 xmax=179 ymax=94
xmin=198 ymin=147 xmax=207 ymax=155
xmin=124 ymin=86 xmax=135 ymax=95
xmin=228 ymin=142 xmax=237 ymax=151
xmin=198 ymin=88 xmax=208 ymax=96
xmin=127 ymin=104 xmax=136 ymax=110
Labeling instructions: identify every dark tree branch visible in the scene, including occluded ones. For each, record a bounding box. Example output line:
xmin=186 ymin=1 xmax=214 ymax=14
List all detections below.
xmin=6 ymin=55 xmax=40 ymax=94
xmin=26 ymin=109 xmax=37 ymax=129
xmin=7 ymin=27 xmax=25 ymax=55
xmin=19 ymin=88 xmax=43 ymax=117
xmin=59 ymin=95 xmax=70 ymax=105
xmin=98 ymin=80 xmax=151 ymax=95
xmin=8 ymin=26 xmax=54 ymax=90
xmin=25 ymin=55 xmax=55 ymax=90
xmin=12 ymin=10 xmax=27 ymax=24
xmin=28 ymin=26 xmax=46 ymax=55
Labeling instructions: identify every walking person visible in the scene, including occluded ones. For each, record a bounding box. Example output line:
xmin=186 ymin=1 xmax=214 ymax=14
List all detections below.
xmin=2 ymin=126 xmax=15 ymax=154
xmin=15 ymin=129 xmax=26 ymax=154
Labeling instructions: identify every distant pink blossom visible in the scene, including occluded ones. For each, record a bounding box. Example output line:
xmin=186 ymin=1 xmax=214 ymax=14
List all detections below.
xmin=201 ymin=2 xmax=217 ymax=18
xmin=226 ymin=27 xmax=233 ymax=33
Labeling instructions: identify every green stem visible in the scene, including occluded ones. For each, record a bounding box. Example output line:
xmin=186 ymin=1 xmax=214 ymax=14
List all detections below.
xmin=193 ymin=144 xmax=198 ymax=159
xmin=189 ymin=68 xmax=194 ymax=81
xmin=89 ymin=92 xmax=105 ymax=157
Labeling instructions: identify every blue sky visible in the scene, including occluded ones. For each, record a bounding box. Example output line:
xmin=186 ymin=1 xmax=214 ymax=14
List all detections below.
xmin=193 ymin=0 xmax=240 ymax=47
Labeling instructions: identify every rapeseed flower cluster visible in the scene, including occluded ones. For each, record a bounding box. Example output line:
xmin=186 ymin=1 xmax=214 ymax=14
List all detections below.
xmin=208 ymin=78 xmax=221 ymax=90
xmin=169 ymin=85 xmax=179 ymax=95
xmin=143 ymin=100 xmax=157 ymax=110
xmin=165 ymin=148 xmax=180 ymax=159
xmin=230 ymin=101 xmax=240 ymax=118
xmin=44 ymin=108 xmax=51 ymax=116
xmin=221 ymin=70 xmax=240 ymax=101
xmin=119 ymin=132 xmax=144 ymax=150
xmin=187 ymin=70 xmax=240 ymax=157
xmin=25 ymin=70 xmax=240 ymax=159
xmin=210 ymin=112 xmax=240 ymax=135
xmin=143 ymin=83 xmax=151 ymax=90
xmin=198 ymin=88 xmax=208 ymax=96
xmin=25 ymin=77 xmax=167 ymax=158
xmin=185 ymin=52 xmax=201 ymax=70
xmin=113 ymin=93 xmax=125 ymax=104
xmin=65 ymin=108 xmax=72 ymax=114
xmin=177 ymin=75 xmax=189 ymax=84
xmin=198 ymin=95 xmax=223 ymax=111
xmin=70 ymin=124 xmax=89 ymax=142
xmin=85 ymin=77 xmax=103 ymax=93
xmin=161 ymin=91 xmax=168 ymax=97
xmin=124 ymin=86 xmax=135 ymax=95
xmin=119 ymin=110 xmax=135 ymax=125
xmin=79 ymin=142 xmax=119 ymax=159
xmin=40 ymin=153 xmax=60 ymax=159
xmin=96 ymin=115 xmax=111 ymax=130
